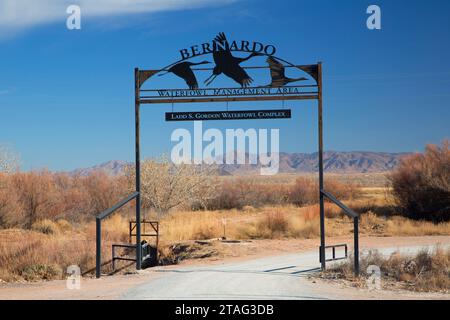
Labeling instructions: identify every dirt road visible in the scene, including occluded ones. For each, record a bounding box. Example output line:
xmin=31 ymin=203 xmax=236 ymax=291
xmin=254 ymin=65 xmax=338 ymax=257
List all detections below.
xmin=1 ymin=236 xmax=449 ymax=300
xmin=121 ymin=245 xmax=450 ymax=300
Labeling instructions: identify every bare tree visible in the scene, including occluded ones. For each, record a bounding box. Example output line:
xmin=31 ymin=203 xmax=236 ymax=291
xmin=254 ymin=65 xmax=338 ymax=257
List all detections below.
xmin=126 ymin=157 xmax=218 ymax=216
xmin=0 ymin=146 xmax=21 ymax=228
xmin=0 ymin=145 xmax=20 ymax=173
xmin=12 ymin=170 xmax=59 ymax=228
xmin=0 ymin=174 xmax=23 ymax=228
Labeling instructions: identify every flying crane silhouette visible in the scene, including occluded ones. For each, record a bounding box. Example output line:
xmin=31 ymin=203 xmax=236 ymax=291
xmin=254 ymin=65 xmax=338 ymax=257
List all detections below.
xmin=266 ymin=56 xmax=308 ymax=87
xmin=204 ymin=32 xmax=261 ymax=88
xmin=159 ymin=60 xmax=210 ymax=89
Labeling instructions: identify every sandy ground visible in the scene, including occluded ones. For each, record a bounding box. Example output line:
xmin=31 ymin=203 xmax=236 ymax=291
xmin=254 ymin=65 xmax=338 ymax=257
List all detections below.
xmin=0 ymin=235 xmax=449 ymax=300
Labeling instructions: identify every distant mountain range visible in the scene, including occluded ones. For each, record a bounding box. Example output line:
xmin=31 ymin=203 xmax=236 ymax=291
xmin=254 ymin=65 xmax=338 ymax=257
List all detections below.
xmin=68 ymin=151 xmax=410 ymax=176
xmin=69 ymin=160 xmax=129 ymax=176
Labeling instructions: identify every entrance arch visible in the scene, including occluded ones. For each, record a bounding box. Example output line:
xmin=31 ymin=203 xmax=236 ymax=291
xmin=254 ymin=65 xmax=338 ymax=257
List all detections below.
xmin=95 ymin=33 xmax=360 ymax=277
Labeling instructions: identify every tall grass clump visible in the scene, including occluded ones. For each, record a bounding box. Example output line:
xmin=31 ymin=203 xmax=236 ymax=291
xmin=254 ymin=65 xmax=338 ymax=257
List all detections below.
xmin=31 ymin=219 xmax=60 ymax=235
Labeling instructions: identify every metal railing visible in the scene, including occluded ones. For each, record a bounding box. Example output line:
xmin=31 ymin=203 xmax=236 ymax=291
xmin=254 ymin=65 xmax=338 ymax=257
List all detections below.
xmin=129 ymin=220 xmax=159 ymax=244
xmin=320 ymin=244 xmax=348 ymax=263
xmin=321 ymin=190 xmax=360 ymax=276
xmin=96 ymin=191 xmax=139 ymax=278
xmin=112 ymin=244 xmax=138 ymax=271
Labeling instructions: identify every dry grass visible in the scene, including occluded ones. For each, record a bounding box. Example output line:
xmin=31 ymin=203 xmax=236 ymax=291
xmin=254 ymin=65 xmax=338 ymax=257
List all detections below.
xmin=221 ymin=173 xmax=389 ymax=188
xmin=0 ymin=154 xmax=448 ymax=286
xmin=0 ymin=215 xmax=128 ymax=282
xmin=384 ymin=216 xmax=450 ymax=236
xmin=0 ymin=229 xmax=91 ymax=282
xmin=235 ymin=207 xmax=320 ymax=239
xmin=31 ymin=219 xmax=60 ymax=235
xmin=325 ymin=247 xmax=450 ymax=293
xmin=1 ymin=202 xmax=449 ymax=282
xmin=157 ymin=205 xmax=327 ymax=241
xmin=158 ymin=209 xmax=246 ymax=241
xmin=333 ymin=211 xmax=450 ymax=237
xmin=156 ymin=198 xmax=450 ymax=242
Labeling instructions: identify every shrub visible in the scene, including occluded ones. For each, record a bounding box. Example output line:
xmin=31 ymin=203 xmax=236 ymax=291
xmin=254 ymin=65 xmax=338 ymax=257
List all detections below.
xmin=31 ymin=220 xmax=60 ymax=235
xmin=206 ymin=179 xmax=290 ymax=210
xmin=324 ymin=178 xmax=361 ymax=201
xmin=0 ymin=171 xmax=130 ymax=227
xmin=265 ymin=210 xmax=289 ymax=234
xmin=204 ymin=180 xmax=242 ymax=210
xmin=288 ymin=177 xmax=317 ymax=206
xmin=80 ymin=172 xmax=129 ymax=217
xmin=0 ymin=174 xmax=23 ymax=228
xmin=327 ymin=247 xmax=450 ymax=292
xmin=242 ymin=205 xmax=256 ymax=213
xmin=388 ymin=141 xmax=450 ymax=222
xmin=247 ymin=210 xmax=289 ymax=239
xmin=20 ymin=263 xmax=62 ymax=281
xmin=12 ymin=170 xmax=61 ymax=228
xmin=289 ymin=176 xmax=360 ymax=207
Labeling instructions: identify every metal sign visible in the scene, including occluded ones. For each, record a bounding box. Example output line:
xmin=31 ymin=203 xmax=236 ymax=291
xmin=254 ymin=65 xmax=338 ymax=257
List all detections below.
xmin=178 ymin=35 xmax=277 ymax=60
xmin=165 ymin=109 xmax=291 ymax=122
xmin=136 ymin=32 xmax=319 ymax=105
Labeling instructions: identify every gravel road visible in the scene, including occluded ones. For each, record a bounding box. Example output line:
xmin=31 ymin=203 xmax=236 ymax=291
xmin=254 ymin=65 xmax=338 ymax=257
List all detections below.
xmin=121 ymin=244 xmax=449 ymax=300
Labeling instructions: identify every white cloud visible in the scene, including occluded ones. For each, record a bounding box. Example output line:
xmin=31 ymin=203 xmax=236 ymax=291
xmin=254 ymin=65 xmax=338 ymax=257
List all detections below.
xmin=0 ymin=0 xmax=236 ymax=38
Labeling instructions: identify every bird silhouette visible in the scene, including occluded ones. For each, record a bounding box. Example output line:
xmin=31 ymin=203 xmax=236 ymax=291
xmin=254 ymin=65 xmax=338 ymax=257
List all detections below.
xmin=204 ymin=32 xmax=261 ymax=88
xmin=159 ymin=60 xmax=210 ymax=89
xmin=266 ymin=56 xmax=307 ymax=87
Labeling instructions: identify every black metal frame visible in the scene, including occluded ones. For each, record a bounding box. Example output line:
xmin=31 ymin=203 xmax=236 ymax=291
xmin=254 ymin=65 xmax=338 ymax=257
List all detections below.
xmin=112 ymin=244 xmax=137 ymax=271
xmin=129 ymin=220 xmax=159 ymax=243
xmin=95 ymin=61 xmax=361 ymax=278
xmin=136 ymin=62 xmax=360 ymax=276
xmin=319 ymin=244 xmax=348 ymax=263
xmin=134 ymin=68 xmax=142 ymax=271
xmin=95 ymin=191 xmax=139 ymax=278
xmin=129 ymin=220 xmax=159 ymax=261
xmin=321 ymin=190 xmax=360 ymax=275
xmin=111 ymin=221 xmax=159 ymax=272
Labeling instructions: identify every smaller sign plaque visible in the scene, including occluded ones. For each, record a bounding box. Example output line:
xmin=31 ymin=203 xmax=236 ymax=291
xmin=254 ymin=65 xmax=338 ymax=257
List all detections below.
xmin=165 ymin=109 xmax=291 ymax=122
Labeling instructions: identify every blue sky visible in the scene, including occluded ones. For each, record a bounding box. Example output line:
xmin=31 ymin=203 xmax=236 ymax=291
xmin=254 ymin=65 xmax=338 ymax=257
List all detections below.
xmin=0 ymin=0 xmax=449 ymax=171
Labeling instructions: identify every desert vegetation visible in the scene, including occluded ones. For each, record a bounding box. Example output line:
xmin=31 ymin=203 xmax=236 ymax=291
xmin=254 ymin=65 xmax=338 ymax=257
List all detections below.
xmin=0 ymin=171 xmax=128 ymax=229
xmin=324 ymin=247 xmax=450 ymax=293
xmin=125 ymin=157 xmax=219 ymax=214
xmin=388 ymin=140 xmax=450 ymax=222
xmin=0 ymin=141 xmax=449 ymax=285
